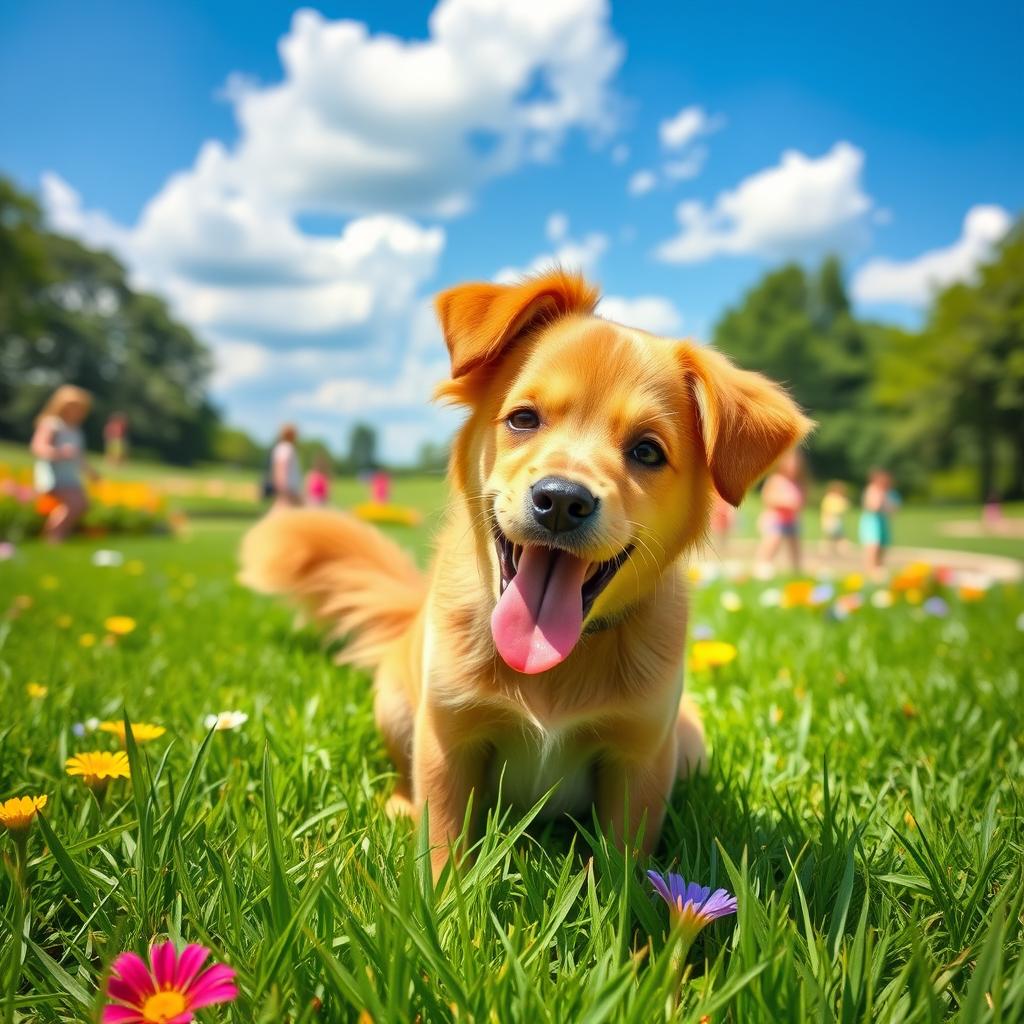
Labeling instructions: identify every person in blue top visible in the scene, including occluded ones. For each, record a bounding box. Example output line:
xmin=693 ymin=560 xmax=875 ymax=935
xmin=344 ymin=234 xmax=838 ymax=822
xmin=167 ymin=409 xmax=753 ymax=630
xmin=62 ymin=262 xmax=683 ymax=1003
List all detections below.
xmin=859 ymin=468 xmax=896 ymax=579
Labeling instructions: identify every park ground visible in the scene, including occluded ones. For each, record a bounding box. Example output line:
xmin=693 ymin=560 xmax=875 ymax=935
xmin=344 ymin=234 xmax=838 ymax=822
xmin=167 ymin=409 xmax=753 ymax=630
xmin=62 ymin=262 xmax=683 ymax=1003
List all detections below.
xmin=1 ymin=449 xmax=1023 ymax=1022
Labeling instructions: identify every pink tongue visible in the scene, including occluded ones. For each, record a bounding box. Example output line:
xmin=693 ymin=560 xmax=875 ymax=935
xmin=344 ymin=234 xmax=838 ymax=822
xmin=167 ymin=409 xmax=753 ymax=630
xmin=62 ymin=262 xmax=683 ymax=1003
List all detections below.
xmin=491 ymin=545 xmax=589 ymax=674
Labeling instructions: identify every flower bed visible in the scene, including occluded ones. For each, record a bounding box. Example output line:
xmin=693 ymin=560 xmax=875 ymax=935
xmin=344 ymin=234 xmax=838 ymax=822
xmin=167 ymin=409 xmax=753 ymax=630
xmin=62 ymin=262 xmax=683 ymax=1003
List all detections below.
xmin=0 ymin=464 xmax=174 ymax=540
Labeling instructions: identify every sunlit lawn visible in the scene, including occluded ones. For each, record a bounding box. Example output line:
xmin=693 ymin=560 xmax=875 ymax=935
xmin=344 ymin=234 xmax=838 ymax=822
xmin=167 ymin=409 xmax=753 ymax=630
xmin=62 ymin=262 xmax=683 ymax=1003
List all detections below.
xmin=1 ymin=480 xmax=1022 ymax=1021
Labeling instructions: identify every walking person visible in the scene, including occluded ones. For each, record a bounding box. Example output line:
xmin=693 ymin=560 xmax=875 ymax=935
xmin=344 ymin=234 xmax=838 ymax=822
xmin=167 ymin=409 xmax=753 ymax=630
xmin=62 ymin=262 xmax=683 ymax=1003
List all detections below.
xmin=268 ymin=424 xmax=303 ymax=509
xmin=30 ymin=385 xmax=97 ymax=542
xmin=306 ymin=453 xmax=331 ymax=507
xmin=754 ymin=448 xmax=807 ymax=575
xmin=859 ymin=469 xmax=896 ymax=580
xmin=819 ymin=481 xmax=851 ymax=558
xmin=103 ymin=411 xmax=128 ymax=465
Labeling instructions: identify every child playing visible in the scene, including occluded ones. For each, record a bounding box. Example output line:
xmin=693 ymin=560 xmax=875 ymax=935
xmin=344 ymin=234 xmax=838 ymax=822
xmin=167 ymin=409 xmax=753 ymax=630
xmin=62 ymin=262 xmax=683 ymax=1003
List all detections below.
xmin=306 ymin=455 xmax=331 ymax=507
xmin=30 ymin=385 xmax=97 ymax=542
xmin=859 ymin=469 xmax=895 ymax=579
xmin=755 ymin=448 xmax=807 ymax=575
xmin=820 ymin=481 xmax=850 ymax=557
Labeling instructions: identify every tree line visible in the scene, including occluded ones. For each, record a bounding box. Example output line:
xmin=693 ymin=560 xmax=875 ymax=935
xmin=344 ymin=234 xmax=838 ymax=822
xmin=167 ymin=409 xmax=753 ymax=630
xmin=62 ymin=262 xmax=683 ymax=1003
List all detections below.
xmin=2 ymin=175 xmax=1019 ymax=497
xmin=0 ymin=176 xmax=414 ymax=474
xmin=712 ymin=227 xmax=1024 ymax=500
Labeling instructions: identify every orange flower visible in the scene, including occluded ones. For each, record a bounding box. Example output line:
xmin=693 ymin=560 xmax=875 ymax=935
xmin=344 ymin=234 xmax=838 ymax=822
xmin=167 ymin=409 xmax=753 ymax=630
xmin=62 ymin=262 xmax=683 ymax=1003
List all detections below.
xmin=891 ymin=562 xmax=930 ymax=592
xmin=781 ymin=580 xmax=815 ymax=608
xmin=35 ymin=493 xmax=60 ymax=516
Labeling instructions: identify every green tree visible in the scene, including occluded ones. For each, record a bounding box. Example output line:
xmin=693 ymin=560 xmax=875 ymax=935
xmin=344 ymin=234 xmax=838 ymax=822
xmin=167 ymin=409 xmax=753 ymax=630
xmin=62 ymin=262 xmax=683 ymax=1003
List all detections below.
xmin=348 ymin=423 xmax=378 ymax=472
xmin=712 ymin=257 xmax=878 ymax=481
xmin=0 ymin=176 xmax=220 ymax=464
xmin=213 ymin=426 xmax=267 ymax=469
xmin=876 ymin=220 xmax=1024 ymax=499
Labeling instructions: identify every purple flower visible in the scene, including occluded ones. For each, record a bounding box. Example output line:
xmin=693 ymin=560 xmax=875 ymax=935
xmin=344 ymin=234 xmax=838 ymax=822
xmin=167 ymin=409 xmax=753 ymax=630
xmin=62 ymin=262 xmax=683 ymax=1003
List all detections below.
xmin=923 ymin=596 xmax=949 ymax=617
xmin=647 ymin=870 xmax=737 ymax=940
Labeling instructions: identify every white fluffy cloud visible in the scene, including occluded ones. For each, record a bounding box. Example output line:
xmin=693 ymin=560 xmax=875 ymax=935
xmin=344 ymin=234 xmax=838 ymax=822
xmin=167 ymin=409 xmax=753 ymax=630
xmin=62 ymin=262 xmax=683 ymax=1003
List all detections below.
xmin=628 ymin=169 xmax=657 ymax=196
xmin=495 ymin=216 xmax=684 ymax=337
xmin=655 ymin=142 xmax=873 ymax=263
xmin=45 ymin=170 xmax=444 ymax=351
xmin=39 ymin=0 xmax=628 ymax=455
xmin=626 ymin=105 xmax=720 ymax=197
xmin=546 ymin=211 xmax=570 ymax=243
xmin=495 ymin=217 xmax=609 ymax=282
xmin=659 ymin=105 xmax=721 ymax=151
xmin=597 ymin=295 xmax=683 ymax=335
xmin=222 ymin=0 xmax=623 ymax=217
xmin=852 ymin=205 xmax=1011 ymax=306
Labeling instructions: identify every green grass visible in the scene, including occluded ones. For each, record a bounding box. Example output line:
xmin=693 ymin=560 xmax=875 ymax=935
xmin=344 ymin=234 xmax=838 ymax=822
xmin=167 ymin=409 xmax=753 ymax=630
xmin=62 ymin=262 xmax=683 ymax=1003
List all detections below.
xmin=1 ymin=493 xmax=1023 ymax=1021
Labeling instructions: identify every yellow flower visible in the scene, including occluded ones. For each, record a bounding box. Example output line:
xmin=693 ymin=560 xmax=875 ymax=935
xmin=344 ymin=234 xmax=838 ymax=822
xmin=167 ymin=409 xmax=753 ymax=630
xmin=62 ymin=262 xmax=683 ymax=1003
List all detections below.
xmin=690 ymin=640 xmax=738 ymax=671
xmin=26 ymin=682 xmax=48 ymax=699
xmin=0 ymin=794 xmax=47 ymax=833
xmin=55 ymin=613 xmax=73 ymax=629
xmin=905 ymin=587 xmax=923 ymax=605
xmin=124 ymin=559 xmax=145 ymax=576
xmin=99 ymin=720 xmax=166 ymax=745
xmin=65 ymin=751 xmax=130 ymax=788
xmin=79 ymin=633 xmax=97 ymax=648
xmin=104 ymin=616 xmax=137 ymax=636
xmin=40 ymin=575 xmax=59 ymax=591
xmin=842 ymin=573 xmax=864 ymax=592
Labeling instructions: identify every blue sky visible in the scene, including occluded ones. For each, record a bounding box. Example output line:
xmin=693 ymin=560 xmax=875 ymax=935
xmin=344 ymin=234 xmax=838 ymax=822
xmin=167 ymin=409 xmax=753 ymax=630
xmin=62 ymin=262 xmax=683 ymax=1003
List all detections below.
xmin=2 ymin=0 xmax=1021 ymax=460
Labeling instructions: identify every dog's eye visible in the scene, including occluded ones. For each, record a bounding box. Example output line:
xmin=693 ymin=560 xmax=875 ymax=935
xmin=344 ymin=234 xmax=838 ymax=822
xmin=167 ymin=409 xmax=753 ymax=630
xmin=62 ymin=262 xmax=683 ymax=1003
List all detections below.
xmin=630 ymin=440 xmax=666 ymax=467
xmin=507 ymin=409 xmax=540 ymax=431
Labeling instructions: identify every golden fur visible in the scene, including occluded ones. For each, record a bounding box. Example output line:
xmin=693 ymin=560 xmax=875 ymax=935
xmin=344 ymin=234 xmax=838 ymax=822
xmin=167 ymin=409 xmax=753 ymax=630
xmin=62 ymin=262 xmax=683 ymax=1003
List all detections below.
xmin=240 ymin=269 xmax=811 ymax=874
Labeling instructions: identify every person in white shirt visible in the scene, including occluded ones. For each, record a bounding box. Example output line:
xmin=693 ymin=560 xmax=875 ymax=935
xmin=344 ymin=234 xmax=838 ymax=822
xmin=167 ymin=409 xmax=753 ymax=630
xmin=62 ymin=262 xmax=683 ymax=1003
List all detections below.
xmin=270 ymin=424 xmax=303 ymax=509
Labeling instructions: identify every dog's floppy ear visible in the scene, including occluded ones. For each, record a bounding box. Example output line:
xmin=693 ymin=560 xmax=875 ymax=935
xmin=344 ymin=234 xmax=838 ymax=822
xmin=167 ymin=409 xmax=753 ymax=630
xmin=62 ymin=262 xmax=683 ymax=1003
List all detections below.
xmin=683 ymin=344 xmax=813 ymax=507
xmin=435 ymin=270 xmax=600 ymax=379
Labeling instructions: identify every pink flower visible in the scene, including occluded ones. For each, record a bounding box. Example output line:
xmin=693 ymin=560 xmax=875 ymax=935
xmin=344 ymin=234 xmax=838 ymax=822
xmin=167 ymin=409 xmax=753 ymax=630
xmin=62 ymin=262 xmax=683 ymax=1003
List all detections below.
xmin=103 ymin=942 xmax=237 ymax=1023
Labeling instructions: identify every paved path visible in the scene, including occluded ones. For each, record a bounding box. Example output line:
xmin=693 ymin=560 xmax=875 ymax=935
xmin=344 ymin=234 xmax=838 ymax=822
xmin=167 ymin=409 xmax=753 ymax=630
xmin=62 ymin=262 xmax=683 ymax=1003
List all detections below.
xmin=698 ymin=539 xmax=1023 ymax=583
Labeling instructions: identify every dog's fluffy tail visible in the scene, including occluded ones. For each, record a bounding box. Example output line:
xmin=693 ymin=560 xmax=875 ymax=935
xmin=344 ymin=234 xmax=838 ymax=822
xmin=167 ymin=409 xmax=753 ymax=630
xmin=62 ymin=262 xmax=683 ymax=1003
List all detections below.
xmin=239 ymin=508 xmax=426 ymax=669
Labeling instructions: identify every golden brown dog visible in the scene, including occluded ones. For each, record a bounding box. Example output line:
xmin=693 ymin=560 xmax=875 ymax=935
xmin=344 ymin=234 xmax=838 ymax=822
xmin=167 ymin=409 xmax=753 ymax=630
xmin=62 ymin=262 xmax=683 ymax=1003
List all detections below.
xmin=240 ymin=269 xmax=811 ymax=873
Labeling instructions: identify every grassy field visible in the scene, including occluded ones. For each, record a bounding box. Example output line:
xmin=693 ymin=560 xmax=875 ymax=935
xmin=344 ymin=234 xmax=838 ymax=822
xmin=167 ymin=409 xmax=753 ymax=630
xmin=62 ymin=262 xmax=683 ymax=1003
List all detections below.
xmin=1 ymin=467 xmax=1023 ymax=1022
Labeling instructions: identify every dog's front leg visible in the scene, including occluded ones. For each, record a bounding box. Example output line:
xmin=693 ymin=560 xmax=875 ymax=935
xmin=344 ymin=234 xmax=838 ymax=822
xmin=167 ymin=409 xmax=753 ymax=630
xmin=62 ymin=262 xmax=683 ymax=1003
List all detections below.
xmin=412 ymin=704 xmax=484 ymax=877
xmin=595 ymin=728 xmax=678 ymax=856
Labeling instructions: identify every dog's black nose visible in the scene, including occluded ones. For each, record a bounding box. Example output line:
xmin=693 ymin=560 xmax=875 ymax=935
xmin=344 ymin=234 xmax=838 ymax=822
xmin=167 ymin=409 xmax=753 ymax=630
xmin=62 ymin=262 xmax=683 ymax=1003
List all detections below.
xmin=531 ymin=477 xmax=597 ymax=534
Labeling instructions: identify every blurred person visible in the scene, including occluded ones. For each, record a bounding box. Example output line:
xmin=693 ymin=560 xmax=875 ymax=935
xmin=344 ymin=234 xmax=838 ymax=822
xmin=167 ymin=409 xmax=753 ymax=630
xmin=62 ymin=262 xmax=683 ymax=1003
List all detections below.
xmin=30 ymin=384 xmax=97 ymax=542
xmin=859 ymin=469 xmax=895 ymax=579
xmin=755 ymin=448 xmax=807 ymax=575
xmin=709 ymin=490 xmax=736 ymax=554
xmin=306 ymin=453 xmax=331 ymax=507
xmin=819 ymin=480 xmax=851 ymax=557
xmin=103 ymin=411 xmax=128 ymax=465
xmin=269 ymin=424 xmax=303 ymax=509
xmin=370 ymin=466 xmax=391 ymax=504
xmin=982 ymin=490 xmax=1004 ymax=531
